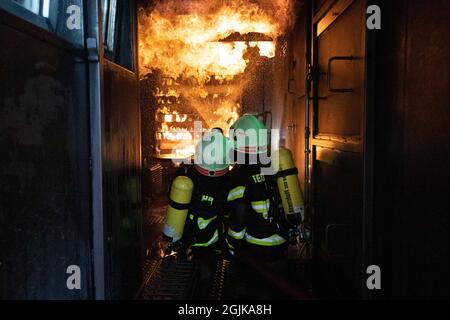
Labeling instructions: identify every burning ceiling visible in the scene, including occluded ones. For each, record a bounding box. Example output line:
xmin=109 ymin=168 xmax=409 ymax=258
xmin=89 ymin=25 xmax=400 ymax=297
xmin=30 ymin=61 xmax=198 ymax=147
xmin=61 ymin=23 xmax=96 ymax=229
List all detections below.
xmin=138 ymin=0 xmax=295 ymax=159
xmin=139 ymin=0 xmax=295 ymax=82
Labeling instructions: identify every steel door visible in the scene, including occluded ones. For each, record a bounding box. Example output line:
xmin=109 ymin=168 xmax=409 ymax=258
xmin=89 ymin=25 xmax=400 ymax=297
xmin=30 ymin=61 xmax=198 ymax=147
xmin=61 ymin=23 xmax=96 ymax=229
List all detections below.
xmin=100 ymin=0 xmax=142 ymax=300
xmin=310 ymin=0 xmax=369 ymax=298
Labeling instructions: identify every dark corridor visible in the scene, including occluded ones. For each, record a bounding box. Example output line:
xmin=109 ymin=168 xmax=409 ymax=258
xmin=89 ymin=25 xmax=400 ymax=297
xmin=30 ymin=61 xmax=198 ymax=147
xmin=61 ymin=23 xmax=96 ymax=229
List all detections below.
xmin=0 ymin=0 xmax=449 ymax=302
xmin=140 ymin=198 xmax=313 ymax=300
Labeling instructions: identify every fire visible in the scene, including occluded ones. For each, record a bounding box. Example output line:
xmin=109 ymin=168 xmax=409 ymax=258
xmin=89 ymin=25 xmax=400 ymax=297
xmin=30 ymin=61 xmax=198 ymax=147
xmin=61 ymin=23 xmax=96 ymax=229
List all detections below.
xmin=249 ymin=41 xmax=276 ymax=58
xmin=139 ymin=0 xmax=295 ymax=159
xmin=156 ymin=108 xmax=198 ymax=159
xmin=139 ymin=0 xmax=294 ymax=81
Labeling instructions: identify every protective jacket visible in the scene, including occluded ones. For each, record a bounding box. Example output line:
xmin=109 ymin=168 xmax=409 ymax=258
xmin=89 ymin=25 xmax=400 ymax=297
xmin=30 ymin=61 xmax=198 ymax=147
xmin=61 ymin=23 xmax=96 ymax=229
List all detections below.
xmin=226 ymin=164 xmax=287 ymax=259
xmin=174 ymin=164 xmax=229 ymax=249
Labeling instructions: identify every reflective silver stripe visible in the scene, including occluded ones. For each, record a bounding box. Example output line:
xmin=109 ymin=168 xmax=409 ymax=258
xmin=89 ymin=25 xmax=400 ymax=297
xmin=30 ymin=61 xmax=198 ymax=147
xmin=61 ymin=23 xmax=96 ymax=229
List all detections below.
xmin=192 ymin=230 xmax=219 ymax=247
xmin=197 ymin=216 xmax=217 ymax=230
xmin=228 ymin=228 xmax=246 ymax=240
xmin=251 ymin=199 xmax=270 ymax=219
xmin=245 ymin=234 xmax=287 ymax=246
xmin=226 ymin=238 xmax=235 ymax=250
xmin=227 ymin=186 xmax=245 ymax=201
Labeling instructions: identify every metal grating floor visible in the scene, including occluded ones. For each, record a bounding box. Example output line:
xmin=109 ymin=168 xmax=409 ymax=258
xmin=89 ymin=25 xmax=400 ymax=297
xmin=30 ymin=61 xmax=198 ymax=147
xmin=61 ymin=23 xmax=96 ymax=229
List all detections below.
xmin=141 ymin=259 xmax=197 ymax=300
xmin=210 ymin=259 xmax=232 ymax=300
xmin=141 ymin=257 xmax=234 ymax=300
xmin=140 ymin=202 xmax=312 ymax=300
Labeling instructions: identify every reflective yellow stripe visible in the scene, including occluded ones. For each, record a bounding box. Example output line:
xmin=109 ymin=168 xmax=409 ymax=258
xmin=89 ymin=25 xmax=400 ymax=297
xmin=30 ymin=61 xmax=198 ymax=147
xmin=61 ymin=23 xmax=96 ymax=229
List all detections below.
xmin=192 ymin=230 xmax=219 ymax=247
xmin=228 ymin=228 xmax=246 ymax=240
xmin=251 ymin=199 xmax=270 ymax=219
xmin=189 ymin=214 xmax=194 ymax=220
xmin=227 ymin=186 xmax=245 ymax=202
xmin=245 ymin=234 xmax=287 ymax=246
xmin=197 ymin=216 xmax=217 ymax=230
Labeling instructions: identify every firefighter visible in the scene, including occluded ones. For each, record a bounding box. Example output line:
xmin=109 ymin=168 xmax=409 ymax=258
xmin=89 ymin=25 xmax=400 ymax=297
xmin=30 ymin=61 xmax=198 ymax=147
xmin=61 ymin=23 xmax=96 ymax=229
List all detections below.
xmin=163 ymin=129 xmax=230 ymax=258
xmin=225 ymin=114 xmax=288 ymax=261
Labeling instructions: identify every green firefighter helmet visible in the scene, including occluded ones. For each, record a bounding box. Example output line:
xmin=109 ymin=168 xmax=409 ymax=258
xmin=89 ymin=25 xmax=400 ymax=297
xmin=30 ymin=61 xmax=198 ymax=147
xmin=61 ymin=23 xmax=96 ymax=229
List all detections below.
xmin=194 ymin=129 xmax=230 ymax=177
xmin=229 ymin=114 xmax=268 ymax=154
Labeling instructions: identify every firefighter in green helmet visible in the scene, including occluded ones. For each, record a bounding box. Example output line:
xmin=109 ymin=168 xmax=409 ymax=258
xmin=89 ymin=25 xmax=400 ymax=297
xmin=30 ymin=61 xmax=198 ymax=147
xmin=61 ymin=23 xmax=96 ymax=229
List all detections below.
xmin=225 ymin=114 xmax=288 ymax=261
xmin=163 ymin=129 xmax=231 ymax=258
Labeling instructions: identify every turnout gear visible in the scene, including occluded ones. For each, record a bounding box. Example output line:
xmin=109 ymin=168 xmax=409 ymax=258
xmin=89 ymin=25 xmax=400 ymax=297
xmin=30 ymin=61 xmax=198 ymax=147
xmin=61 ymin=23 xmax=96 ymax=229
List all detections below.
xmin=226 ymin=164 xmax=287 ymax=259
xmin=163 ymin=131 xmax=230 ymax=256
xmin=226 ymin=114 xmax=287 ymax=259
xmin=175 ymin=164 xmax=228 ymax=251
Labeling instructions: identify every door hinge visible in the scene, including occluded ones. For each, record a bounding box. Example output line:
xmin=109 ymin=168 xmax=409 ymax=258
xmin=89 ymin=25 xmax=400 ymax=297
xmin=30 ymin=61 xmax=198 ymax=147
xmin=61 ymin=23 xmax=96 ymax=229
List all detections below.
xmin=86 ymin=38 xmax=99 ymax=62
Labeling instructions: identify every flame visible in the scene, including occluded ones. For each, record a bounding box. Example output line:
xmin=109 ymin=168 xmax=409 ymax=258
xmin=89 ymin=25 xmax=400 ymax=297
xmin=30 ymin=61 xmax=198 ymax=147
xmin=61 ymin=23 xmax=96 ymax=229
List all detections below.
xmin=163 ymin=112 xmax=188 ymax=123
xmin=139 ymin=0 xmax=294 ymax=81
xmin=139 ymin=0 xmax=295 ymax=159
xmin=249 ymin=41 xmax=276 ymax=58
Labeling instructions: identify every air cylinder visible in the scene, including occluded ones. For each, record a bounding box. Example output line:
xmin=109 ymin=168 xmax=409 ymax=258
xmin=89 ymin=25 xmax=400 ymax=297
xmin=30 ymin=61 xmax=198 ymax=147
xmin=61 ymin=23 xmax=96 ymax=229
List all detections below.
xmin=274 ymin=147 xmax=305 ymax=223
xmin=163 ymin=176 xmax=194 ymax=242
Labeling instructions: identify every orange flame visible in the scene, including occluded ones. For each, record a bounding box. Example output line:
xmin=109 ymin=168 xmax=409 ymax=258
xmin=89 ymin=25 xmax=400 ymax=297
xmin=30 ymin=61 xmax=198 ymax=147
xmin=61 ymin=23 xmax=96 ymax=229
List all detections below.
xmin=139 ymin=1 xmax=295 ymax=158
xmin=139 ymin=0 xmax=294 ymax=81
